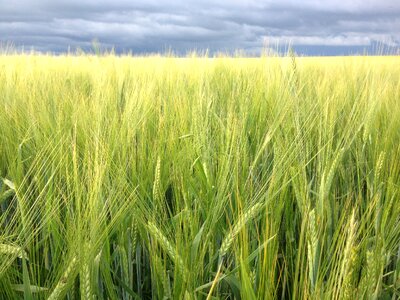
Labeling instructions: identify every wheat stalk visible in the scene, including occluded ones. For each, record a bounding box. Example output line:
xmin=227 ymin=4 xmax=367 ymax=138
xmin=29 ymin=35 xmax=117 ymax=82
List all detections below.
xmin=154 ymin=254 xmax=171 ymax=298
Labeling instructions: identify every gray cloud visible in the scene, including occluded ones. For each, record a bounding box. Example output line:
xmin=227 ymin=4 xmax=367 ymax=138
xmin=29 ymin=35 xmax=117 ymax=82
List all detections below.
xmin=0 ymin=0 xmax=399 ymax=55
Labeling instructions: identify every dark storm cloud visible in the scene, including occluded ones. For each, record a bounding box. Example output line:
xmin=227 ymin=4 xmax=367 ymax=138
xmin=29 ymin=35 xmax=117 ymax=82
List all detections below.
xmin=0 ymin=0 xmax=399 ymax=55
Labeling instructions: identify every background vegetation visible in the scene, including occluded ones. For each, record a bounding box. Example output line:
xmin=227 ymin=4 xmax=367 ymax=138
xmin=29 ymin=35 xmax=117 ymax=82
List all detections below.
xmin=0 ymin=54 xmax=399 ymax=299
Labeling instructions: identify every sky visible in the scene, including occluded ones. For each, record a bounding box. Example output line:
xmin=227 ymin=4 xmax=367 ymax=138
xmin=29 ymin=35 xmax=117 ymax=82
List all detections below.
xmin=0 ymin=0 xmax=399 ymax=56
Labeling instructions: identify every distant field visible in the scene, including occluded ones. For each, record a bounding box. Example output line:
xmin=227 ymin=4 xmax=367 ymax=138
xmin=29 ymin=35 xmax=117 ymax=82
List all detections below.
xmin=0 ymin=55 xmax=399 ymax=299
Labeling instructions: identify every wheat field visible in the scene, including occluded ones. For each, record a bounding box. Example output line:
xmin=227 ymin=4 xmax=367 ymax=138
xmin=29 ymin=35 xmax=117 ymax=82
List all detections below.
xmin=0 ymin=54 xmax=399 ymax=299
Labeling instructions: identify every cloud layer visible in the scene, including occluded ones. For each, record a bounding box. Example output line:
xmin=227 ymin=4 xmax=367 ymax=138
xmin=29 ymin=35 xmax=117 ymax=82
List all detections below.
xmin=1 ymin=0 xmax=399 ymax=55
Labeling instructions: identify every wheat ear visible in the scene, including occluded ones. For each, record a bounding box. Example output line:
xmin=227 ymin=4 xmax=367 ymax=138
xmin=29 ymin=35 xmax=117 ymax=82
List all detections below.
xmin=0 ymin=243 xmax=28 ymax=260
xmin=48 ymin=256 xmax=78 ymax=300
xmin=219 ymin=202 xmax=264 ymax=261
xmin=147 ymin=221 xmax=187 ymax=277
